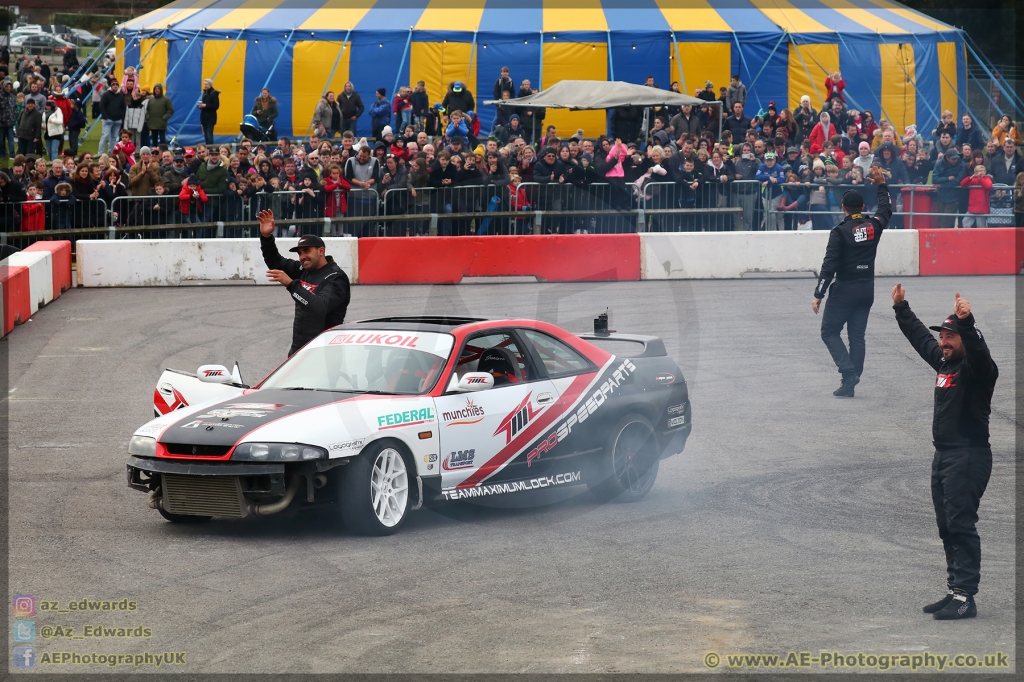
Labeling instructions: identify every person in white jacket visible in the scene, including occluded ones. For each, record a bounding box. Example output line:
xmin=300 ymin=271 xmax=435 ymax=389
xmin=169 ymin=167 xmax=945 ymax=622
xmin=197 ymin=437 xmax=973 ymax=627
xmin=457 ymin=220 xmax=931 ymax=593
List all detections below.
xmin=43 ymin=100 xmax=64 ymax=161
xmin=852 ymin=141 xmax=874 ymax=177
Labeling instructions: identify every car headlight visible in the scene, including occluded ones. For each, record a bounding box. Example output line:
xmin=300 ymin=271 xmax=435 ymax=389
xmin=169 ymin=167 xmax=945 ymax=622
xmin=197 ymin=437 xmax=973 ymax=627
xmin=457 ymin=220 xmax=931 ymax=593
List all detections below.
xmin=128 ymin=435 xmax=157 ymax=457
xmin=232 ymin=443 xmax=327 ymax=462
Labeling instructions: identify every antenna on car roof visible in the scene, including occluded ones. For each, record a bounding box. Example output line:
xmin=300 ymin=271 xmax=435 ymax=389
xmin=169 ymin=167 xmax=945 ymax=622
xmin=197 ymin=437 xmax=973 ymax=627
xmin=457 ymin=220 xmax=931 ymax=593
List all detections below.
xmin=594 ymin=309 xmax=613 ymax=336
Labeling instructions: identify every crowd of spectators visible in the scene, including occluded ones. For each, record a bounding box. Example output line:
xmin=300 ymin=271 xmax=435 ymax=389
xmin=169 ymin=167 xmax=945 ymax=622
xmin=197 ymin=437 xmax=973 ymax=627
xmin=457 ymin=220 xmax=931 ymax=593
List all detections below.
xmin=1 ymin=50 xmax=1023 ymax=234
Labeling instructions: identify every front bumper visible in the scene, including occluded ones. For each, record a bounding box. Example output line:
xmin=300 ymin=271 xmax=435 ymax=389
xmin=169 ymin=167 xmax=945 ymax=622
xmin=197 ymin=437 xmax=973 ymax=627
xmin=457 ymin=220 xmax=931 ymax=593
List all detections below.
xmin=127 ymin=456 xmax=287 ymax=493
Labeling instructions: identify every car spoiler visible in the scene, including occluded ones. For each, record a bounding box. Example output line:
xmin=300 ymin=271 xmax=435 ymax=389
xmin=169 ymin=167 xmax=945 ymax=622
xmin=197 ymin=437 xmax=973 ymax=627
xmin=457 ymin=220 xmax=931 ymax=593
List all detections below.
xmin=577 ymin=333 xmax=667 ymax=358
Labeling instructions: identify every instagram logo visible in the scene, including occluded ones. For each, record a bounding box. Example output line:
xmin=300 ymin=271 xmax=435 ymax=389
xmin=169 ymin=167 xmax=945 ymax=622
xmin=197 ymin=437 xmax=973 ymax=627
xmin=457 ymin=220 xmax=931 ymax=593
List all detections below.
xmin=12 ymin=594 xmax=35 ymax=617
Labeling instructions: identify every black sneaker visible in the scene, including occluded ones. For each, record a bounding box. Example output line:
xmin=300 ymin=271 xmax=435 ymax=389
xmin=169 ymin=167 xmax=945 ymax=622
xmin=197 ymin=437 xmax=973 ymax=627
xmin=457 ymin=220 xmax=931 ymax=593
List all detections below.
xmin=933 ymin=591 xmax=976 ymax=620
xmin=923 ymin=590 xmax=954 ymax=614
xmin=833 ymin=373 xmax=860 ymax=397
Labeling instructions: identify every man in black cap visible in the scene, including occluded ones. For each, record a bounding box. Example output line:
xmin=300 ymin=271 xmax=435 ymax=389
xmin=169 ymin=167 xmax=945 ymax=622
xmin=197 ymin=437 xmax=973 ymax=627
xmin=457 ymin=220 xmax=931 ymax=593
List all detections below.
xmin=258 ymin=209 xmax=350 ymax=356
xmin=811 ymin=166 xmax=891 ymax=397
xmin=891 ymin=284 xmax=997 ymax=620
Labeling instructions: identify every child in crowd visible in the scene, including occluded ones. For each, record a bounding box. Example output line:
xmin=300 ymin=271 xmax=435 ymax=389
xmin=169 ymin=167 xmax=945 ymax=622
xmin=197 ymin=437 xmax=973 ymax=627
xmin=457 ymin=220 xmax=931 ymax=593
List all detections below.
xmin=48 ymin=182 xmax=76 ymax=230
xmin=113 ymin=130 xmax=136 ymax=167
xmin=960 ymin=164 xmax=993 ymax=227
xmin=179 ymin=175 xmax=208 ymax=223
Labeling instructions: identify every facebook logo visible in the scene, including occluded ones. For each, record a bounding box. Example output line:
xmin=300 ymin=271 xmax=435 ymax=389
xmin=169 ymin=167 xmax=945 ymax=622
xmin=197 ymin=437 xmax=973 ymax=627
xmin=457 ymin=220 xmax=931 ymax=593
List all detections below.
xmin=12 ymin=619 xmax=35 ymax=642
xmin=13 ymin=645 xmax=36 ymax=668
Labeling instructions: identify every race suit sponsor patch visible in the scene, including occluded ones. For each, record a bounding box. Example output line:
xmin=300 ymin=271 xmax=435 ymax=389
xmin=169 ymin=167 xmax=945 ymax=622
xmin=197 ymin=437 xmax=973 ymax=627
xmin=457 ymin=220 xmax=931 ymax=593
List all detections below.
xmin=440 ymin=471 xmax=582 ymax=500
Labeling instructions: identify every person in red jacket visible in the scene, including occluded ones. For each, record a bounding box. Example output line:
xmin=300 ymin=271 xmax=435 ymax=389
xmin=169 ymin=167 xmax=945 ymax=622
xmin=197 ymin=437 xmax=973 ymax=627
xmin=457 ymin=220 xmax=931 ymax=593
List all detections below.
xmin=179 ymin=174 xmax=208 ymax=223
xmin=808 ymin=111 xmax=837 ymax=154
xmin=322 ymin=163 xmax=350 ymax=223
xmin=959 ymin=164 xmax=993 ymax=227
xmin=824 ymin=71 xmax=846 ymax=105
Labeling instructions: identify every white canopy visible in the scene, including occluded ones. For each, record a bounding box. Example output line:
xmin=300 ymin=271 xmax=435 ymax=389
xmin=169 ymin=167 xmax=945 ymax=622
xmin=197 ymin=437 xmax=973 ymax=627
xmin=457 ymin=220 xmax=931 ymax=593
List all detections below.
xmin=484 ymin=80 xmax=709 ymax=110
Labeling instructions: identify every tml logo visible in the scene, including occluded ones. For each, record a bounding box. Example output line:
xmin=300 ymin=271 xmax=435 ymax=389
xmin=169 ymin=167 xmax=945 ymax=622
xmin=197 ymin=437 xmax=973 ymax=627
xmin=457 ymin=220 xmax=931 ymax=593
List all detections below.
xmin=494 ymin=392 xmax=542 ymax=444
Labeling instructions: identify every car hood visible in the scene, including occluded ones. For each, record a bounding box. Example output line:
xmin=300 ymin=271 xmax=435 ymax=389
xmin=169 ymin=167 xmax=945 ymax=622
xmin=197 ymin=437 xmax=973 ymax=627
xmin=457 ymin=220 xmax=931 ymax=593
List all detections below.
xmin=139 ymin=388 xmax=438 ymax=455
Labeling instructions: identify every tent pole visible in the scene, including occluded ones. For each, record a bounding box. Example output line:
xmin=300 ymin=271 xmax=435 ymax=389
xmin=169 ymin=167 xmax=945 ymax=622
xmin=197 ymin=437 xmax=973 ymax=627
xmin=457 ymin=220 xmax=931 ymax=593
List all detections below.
xmin=162 ymin=29 xmax=203 ymax=84
xmin=536 ymin=31 xmax=543 ymax=144
xmin=671 ymin=32 xmax=685 ymax=95
xmin=906 ymin=32 xmax=982 ymax=130
xmin=606 ymin=31 xmax=614 ymax=81
xmin=789 ymin=36 xmax=828 ymax=109
xmin=468 ymin=31 xmax=477 ymax=82
xmin=132 ymin=27 xmax=171 ymax=74
xmin=170 ymin=27 xmax=247 ymax=146
xmin=391 ymin=29 xmax=413 ymax=107
xmin=743 ymin=30 xmax=788 ymax=112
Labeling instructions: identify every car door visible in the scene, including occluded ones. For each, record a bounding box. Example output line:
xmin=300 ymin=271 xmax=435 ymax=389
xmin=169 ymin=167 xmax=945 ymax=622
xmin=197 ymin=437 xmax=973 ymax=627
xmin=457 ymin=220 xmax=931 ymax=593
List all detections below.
xmin=434 ymin=329 xmax=558 ymax=492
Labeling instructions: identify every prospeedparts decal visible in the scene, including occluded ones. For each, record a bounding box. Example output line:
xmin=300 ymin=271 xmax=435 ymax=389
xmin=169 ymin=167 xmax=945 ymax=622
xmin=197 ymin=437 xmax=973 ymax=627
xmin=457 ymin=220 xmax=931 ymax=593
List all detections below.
xmin=526 ymin=358 xmax=637 ymax=468
xmin=441 ymin=471 xmax=582 ymax=500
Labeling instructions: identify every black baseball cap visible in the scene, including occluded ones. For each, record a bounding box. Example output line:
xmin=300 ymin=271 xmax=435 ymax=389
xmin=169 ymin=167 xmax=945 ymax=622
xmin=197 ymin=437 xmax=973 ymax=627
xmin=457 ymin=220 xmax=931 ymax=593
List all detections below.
xmin=842 ymin=189 xmax=864 ymax=209
xmin=289 ymin=235 xmax=325 ymax=252
xmin=929 ymin=315 xmax=960 ymax=333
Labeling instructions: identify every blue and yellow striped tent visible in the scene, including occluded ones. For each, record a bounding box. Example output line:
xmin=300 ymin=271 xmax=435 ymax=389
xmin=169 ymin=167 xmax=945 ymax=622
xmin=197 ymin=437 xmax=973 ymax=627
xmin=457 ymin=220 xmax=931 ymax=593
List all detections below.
xmin=116 ymin=0 xmax=966 ymax=143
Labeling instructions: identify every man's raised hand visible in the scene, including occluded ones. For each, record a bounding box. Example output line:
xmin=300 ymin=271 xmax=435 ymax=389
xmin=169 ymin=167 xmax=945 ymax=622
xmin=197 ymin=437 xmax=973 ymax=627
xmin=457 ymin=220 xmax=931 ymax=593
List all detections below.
xmin=258 ymin=209 xmax=275 ymax=237
xmin=891 ymin=282 xmax=906 ymax=305
xmin=869 ymin=166 xmax=886 ymax=185
xmin=955 ymin=292 xmax=971 ymax=319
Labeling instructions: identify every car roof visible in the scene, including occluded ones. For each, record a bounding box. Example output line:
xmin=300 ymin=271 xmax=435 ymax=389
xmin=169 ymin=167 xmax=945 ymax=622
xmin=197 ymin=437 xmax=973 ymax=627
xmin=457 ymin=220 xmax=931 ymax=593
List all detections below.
xmin=336 ymin=315 xmax=492 ymax=333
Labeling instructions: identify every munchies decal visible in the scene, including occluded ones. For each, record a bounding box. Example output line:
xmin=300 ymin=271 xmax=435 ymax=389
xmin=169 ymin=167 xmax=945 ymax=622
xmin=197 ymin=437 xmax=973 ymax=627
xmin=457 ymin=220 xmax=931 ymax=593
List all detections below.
xmin=442 ymin=398 xmax=485 ymax=426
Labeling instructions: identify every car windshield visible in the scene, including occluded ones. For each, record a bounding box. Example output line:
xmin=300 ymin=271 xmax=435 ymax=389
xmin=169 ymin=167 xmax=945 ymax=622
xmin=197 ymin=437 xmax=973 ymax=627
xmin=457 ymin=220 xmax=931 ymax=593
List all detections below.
xmin=261 ymin=330 xmax=454 ymax=395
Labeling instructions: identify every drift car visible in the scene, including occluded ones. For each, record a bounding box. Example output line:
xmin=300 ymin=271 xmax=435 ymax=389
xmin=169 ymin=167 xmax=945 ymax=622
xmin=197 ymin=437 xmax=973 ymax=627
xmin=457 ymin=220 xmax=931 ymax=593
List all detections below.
xmin=127 ymin=316 xmax=691 ymax=535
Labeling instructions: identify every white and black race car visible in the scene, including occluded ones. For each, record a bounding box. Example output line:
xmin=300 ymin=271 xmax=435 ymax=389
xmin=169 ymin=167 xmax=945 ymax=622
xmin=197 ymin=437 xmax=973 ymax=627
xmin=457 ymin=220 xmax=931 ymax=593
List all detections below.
xmin=127 ymin=316 xmax=691 ymax=535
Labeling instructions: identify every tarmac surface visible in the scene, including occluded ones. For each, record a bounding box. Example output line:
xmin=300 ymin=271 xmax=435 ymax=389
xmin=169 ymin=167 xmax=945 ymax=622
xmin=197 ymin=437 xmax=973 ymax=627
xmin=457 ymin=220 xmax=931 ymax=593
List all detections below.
xmin=6 ymin=275 xmax=1017 ymax=674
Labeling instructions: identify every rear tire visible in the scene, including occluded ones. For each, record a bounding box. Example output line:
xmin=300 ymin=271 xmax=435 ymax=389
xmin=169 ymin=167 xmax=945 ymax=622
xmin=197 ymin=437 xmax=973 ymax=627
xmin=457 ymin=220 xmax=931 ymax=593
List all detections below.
xmin=588 ymin=414 xmax=660 ymax=503
xmin=339 ymin=441 xmax=412 ymax=536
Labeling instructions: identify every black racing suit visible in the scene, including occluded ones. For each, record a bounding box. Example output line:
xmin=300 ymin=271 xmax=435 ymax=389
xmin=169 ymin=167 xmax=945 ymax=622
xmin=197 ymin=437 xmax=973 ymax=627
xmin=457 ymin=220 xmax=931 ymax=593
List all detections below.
xmin=261 ymin=235 xmax=351 ymax=356
xmin=814 ymin=183 xmax=892 ymax=378
xmin=895 ymin=302 xmax=997 ymax=595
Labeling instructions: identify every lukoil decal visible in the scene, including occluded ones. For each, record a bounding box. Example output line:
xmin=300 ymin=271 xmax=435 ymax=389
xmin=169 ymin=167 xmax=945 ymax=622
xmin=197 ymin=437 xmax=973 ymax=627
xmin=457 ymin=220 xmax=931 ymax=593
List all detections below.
xmin=442 ymin=449 xmax=476 ymax=471
xmin=526 ymin=359 xmax=637 ymax=467
xmin=494 ymin=392 xmax=542 ymax=444
xmin=440 ymin=471 xmax=582 ymax=500
xmin=442 ymin=398 xmax=485 ymax=426
xmin=377 ymin=408 xmax=435 ymax=430
xmin=330 ymin=333 xmax=420 ymax=348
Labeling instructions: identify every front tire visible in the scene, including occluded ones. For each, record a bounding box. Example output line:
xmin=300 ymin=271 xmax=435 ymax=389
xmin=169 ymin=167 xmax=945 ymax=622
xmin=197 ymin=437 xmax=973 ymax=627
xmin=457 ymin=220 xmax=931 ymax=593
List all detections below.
xmin=588 ymin=414 xmax=660 ymax=503
xmin=339 ymin=441 xmax=412 ymax=535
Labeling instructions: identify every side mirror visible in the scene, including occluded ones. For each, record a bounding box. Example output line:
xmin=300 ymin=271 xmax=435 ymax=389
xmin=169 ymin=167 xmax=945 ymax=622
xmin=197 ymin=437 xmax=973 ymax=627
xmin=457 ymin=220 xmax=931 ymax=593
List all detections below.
xmin=456 ymin=372 xmax=494 ymax=392
xmin=197 ymin=364 xmax=231 ymax=383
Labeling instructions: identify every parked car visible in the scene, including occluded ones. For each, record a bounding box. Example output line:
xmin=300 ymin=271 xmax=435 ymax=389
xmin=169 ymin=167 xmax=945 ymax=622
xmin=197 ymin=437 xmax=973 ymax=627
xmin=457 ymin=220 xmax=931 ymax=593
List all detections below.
xmin=12 ymin=33 xmax=75 ymax=55
xmin=70 ymin=28 xmax=103 ymax=47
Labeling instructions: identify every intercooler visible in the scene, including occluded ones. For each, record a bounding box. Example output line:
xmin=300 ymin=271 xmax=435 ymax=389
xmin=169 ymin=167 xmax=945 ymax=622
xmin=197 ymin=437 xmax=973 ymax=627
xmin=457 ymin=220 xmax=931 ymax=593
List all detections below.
xmin=161 ymin=474 xmax=248 ymax=518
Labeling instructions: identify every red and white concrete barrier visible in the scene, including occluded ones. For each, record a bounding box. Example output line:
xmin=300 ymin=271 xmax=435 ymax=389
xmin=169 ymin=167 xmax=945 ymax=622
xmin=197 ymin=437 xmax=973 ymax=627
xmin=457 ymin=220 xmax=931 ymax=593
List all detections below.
xmin=0 ymin=240 xmax=71 ymax=335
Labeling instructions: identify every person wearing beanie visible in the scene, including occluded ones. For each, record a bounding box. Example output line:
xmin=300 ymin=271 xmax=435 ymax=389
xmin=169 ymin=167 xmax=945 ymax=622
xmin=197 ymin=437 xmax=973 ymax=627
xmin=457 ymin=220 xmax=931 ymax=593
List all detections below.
xmin=794 ymin=94 xmax=818 ymax=143
xmin=368 ymin=87 xmax=391 ymax=141
xmin=811 ymin=166 xmax=892 ymax=397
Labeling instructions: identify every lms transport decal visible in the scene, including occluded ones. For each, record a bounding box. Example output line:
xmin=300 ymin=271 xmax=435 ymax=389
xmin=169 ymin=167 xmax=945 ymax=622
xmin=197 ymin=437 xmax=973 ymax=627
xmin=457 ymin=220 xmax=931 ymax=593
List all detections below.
xmin=441 ymin=471 xmax=582 ymax=500
xmin=442 ymin=449 xmax=476 ymax=471
xmin=442 ymin=398 xmax=485 ymax=426
xmin=377 ymin=408 xmax=435 ymax=430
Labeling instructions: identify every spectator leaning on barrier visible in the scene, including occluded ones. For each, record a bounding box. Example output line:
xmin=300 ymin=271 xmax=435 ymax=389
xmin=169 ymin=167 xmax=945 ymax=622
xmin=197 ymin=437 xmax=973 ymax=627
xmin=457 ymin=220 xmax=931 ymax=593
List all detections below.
xmin=179 ymin=174 xmax=208 ymax=223
xmin=959 ymin=164 xmax=992 ymax=227
xmin=932 ymin=147 xmax=966 ymax=228
xmin=162 ymin=152 xmax=190 ymax=195
xmin=197 ymin=152 xmax=229 ymax=217
xmin=129 ymin=146 xmax=162 ymax=196
xmin=755 ymin=151 xmax=787 ymax=230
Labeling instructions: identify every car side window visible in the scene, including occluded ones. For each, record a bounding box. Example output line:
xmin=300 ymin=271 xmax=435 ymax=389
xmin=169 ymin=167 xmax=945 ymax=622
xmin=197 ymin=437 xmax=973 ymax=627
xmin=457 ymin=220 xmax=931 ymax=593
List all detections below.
xmin=521 ymin=330 xmax=592 ymax=378
xmin=453 ymin=332 xmax=534 ymax=387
